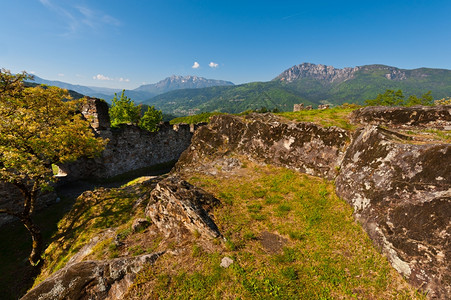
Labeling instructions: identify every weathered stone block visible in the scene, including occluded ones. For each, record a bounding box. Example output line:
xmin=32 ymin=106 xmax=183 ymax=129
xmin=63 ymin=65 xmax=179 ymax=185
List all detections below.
xmin=146 ymin=176 xmax=222 ymax=239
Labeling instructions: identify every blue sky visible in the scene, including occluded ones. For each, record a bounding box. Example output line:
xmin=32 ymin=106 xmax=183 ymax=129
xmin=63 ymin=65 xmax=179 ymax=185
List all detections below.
xmin=1 ymin=0 xmax=450 ymax=89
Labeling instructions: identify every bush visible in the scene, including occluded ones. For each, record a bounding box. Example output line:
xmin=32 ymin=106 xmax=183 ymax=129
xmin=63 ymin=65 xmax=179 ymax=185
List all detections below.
xmin=139 ymin=106 xmax=162 ymax=132
xmin=109 ymin=90 xmax=141 ymax=127
xmin=110 ymin=90 xmax=163 ymax=132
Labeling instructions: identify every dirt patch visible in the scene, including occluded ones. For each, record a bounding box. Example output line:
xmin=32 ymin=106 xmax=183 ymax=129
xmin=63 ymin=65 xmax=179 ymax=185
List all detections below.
xmin=260 ymin=231 xmax=287 ymax=254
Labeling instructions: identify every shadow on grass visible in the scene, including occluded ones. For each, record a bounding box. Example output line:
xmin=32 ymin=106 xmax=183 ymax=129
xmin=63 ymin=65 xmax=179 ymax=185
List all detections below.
xmin=0 ymin=197 xmax=76 ymax=300
xmin=0 ymin=162 xmax=172 ymax=299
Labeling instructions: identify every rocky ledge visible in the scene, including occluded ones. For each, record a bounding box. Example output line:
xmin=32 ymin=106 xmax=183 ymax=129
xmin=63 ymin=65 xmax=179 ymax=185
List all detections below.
xmin=21 ymin=253 xmax=163 ymax=300
xmin=351 ymin=105 xmax=451 ymax=129
xmin=335 ymin=126 xmax=450 ymax=299
xmin=175 ymin=113 xmax=350 ymax=180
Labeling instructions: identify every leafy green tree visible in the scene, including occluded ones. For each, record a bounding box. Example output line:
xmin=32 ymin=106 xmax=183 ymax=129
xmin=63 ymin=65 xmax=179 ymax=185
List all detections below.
xmin=109 ymin=90 xmax=141 ymax=127
xmin=365 ymin=89 xmax=405 ymax=106
xmin=0 ymin=69 xmax=106 ymax=265
xmin=406 ymin=91 xmax=434 ymax=106
xmin=139 ymin=105 xmax=163 ymax=132
xmin=366 ymin=89 xmax=435 ymax=107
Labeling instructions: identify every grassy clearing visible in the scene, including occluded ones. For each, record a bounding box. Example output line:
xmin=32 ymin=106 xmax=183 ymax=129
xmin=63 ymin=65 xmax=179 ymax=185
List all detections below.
xmin=277 ymin=107 xmax=358 ymax=130
xmin=128 ymin=163 xmax=424 ymax=299
xmin=34 ymin=184 xmax=146 ymax=285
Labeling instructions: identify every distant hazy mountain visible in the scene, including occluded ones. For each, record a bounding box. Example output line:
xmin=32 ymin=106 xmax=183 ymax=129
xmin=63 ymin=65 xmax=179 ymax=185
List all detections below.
xmin=27 ymin=76 xmax=121 ymax=100
xmin=27 ymin=75 xmax=234 ymax=103
xmin=24 ymin=81 xmax=86 ymax=100
xmin=134 ymin=75 xmax=234 ymax=95
xmin=142 ymin=63 xmax=451 ymax=116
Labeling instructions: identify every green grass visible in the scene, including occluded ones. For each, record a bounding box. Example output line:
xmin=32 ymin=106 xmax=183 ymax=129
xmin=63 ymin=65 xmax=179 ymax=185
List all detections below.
xmin=169 ymin=112 xmax=225 ymax=124
xmin=277 ymin=106 xmax=358 ymax=130
xmin=127 ymin=163 xmax=424 ymax=299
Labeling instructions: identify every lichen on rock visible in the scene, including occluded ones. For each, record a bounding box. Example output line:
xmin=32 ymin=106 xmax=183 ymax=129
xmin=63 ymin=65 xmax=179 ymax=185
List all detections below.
xmin=175 ymin=113 xmax=350 ymax=179
xmin=336 ymin=125 xmax=450 ymax=298
xmin=21 ymin=253 xmax=163 ymax=300
xmin=146 ymin=176 xmax=222 ymax=239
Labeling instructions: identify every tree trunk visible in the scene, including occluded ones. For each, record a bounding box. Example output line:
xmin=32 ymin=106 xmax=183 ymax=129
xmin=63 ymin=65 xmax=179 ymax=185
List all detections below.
xmin=11 ymin=181 xmax=44 ymax=266
xmin=21 ymin=215 xmax=43 ymax=266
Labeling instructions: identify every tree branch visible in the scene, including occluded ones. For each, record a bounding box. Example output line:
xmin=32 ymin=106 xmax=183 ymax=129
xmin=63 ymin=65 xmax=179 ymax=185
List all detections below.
xmin=0 ymin=208 xmax=21 ymax=218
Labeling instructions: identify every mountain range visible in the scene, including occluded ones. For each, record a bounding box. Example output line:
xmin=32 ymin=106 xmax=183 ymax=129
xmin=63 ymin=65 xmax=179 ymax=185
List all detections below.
xmin=142 ymin=63 xmax=451 ymax=115
xmin=28 ymin=75 xmax=234 ymax=102
xmin=28 ymin=63 xmax=451 ymax=116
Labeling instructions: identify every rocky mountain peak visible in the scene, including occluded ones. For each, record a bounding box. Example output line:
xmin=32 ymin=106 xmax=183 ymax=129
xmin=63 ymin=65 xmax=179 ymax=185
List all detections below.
xmin=275 ymin=63 xmax=361 ymax=83
xmin=275 ymin=63 xmax=408 ymax=83
xmin=134 ymin=75 xmax=234 ymax=94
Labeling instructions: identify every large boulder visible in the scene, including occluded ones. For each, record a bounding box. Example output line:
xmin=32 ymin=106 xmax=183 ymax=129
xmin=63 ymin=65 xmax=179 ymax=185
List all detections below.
xmin=146 ymin=176 xmax=222 ymax=239
xmin=336 ymin=126 xmax=451 ymax=299
xmin=176 ymin=113 xmax=350 ymax=179
xmin=21 ymin=253 xmax=162 ymax=300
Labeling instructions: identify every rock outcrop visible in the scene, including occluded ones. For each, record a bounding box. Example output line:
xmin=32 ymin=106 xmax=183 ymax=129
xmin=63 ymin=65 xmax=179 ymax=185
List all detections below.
xmin=275 ymin=62 xmax=361 ymax=83
xmin=175 ymin=113 xmax=350 ymax=180
xmin=351 ymin=105 xmax=451 ymax=129
xmin=146 ymin=176 xmax=222 ymax=239
xmin=274 ymin=63 xmax=409 ymax=83
xmin=335 ymin=126 xmax=451 ymax=298
xmin=21 ymin=253 xmax=163 ymax=300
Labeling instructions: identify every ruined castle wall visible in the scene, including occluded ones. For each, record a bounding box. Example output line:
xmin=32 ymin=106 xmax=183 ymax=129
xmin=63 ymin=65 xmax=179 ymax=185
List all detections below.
xmin=58 ymin=122 xmax=194 ymax=180
xmin=55 ymin=97 xmax=197 ymax=180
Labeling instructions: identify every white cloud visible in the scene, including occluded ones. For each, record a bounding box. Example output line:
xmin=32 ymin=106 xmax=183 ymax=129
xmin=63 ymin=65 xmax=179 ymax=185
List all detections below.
xmin=58 ymin=73 xmax=64 ymax=77
xmin=209 ymin=62 xmax=219 ymax=68
xmin=92 ymin=74 xmax=131 ymax=83
xmin=93 ymin=74 xmax=112 ymax=81
xmin=39 ymin=0 xmax=51 ymax=6
xmin=192 ymin=61 xmax=200 ymax=69
xmin=39 ymin=0 xmax=120 ymax=36
xmin=29 ymin=71 xmax=36 ymax=74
